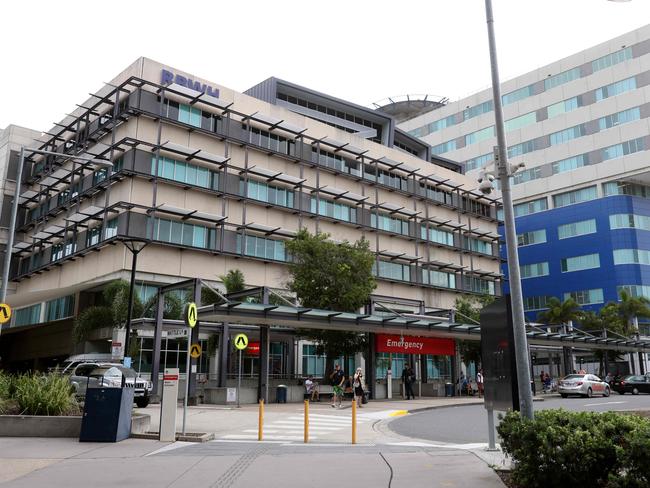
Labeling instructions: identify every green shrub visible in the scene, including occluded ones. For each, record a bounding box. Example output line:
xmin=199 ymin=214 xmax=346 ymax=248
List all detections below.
xmin=497 ymin=409 xmax=650 ymax=488
xmin=12 ymin=373 xmax=79 ymax=416
xmin=0 ymin=370 xmax=12 ymax=399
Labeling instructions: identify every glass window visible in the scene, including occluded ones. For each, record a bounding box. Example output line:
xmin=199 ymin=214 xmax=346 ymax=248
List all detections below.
xmin=431 ymin=140 xmax=457 ymax=156
xmin=464 ymin=100 xmax=493 ymax=120
xmin=563 ymin=289 xmax=604 ymax=305
xmin=514 ymin=198 xmax=547 ymax=217
xmin=420 ymin=225 xmax=454 ymax=246
xmin=552 ymin=154 xmax=588 ymax=174
xmin=518 ymin=229 xmax=546 ymax=247
xmin=463 ymin=276 xmax=496 ymax=295
xmin=604 ymin=181 xmax=650 ymax=198
xmin=557 ymin=219 xmax=597 ymax=239
xmin=302 ymin=344 xmax=326 ymax=376
xmin=507 ymin=140 xmax=536 ymax=158
xmin=549 ymin=125 xmax=584 ymax=146
xmin=465 ymin=153 xmax=492 ymax=171
xmin=613 ymin=249 xmax=650 ymax=266
xmin=244 ymin=179 xmax=294 ymax=208
xmin=45 ymin=295 xmax=74 ymax=322
xmin=310 ymin=197 xmax=356 ymax=223
xmin=544 ymin=67 xmax=581 ymax=90
xmin=520 ymin=262 xmax=549 ymax=279
xmin=592 ymin=47 xmax=633 ymax=72
xmin=553 ymin=186 xmax=597 ymax=208
xmin=512 ymin=166 xmax=542 ymax=185
xmin=426 ymin=355 xmax=452 ymax=380
xmin=372 ymin=213 xmax=409 ymax=235
xmin=505 ymin=112 xmax=537 ymax=131
xmin=610 ymin=214 xmax=650 ymax=231
xmin=422 ymin=268 xmax=456 ymax=288
xmin=561 ymin=253 xmax=600 ymax=272
xmin=376 ymin=353 xmax=407 ymax=379
xmin=601 ymin=137 xmax=645 ymax=162
xmin=373 ymin=261 xmax=410 ymax=282
xmin=14 ymin=303 xmax=42 ymax=327
xmin=86 ymin=227 xmax=101 ymax=247
xmin=465 ymin=126 xmax=494 ymax=145
xmin=547 ymin=97 xmax=580 ymax=118
xmin=240 ymin=234 xmax=286 ymax=261
xmin=617 ymin=285 xmax=650 ymax=300
xmin=524 ymin=295 xmax=552 ymax=311
xmin=595 ymin=77 xmax=637 ymax=101
xmin=463 ymin=237 xmax=493 ymax=255
xmin=502 ymin=85 xmax=533 ymax=105
xmin=598 ymin=107 xmax=641 ymax=131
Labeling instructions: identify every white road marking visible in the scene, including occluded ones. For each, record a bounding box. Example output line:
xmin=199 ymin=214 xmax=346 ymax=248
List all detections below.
xmin=583 ymin=401 xmax=626 ymax=407
xmin=144 ymin=441 xmax=194 ymax=456
xmin=221 ymin=434 xmax=318 ymax=441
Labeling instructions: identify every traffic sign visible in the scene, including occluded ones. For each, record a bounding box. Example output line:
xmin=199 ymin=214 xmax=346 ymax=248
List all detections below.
xmin=0 ymin=303 xmax=11 ymax=324
xmin=190 ymin=343 xmax=202 ymax=358
xmin=185 ymin=302 xmax=198 ymax=328
xmin=234 ymin=333 xmax=249 ymax=350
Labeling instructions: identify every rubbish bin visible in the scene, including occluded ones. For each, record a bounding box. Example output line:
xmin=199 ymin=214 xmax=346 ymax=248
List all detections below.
xmin=79 ymin=385 xmax=135 ymax=442
xmin=276 ymin=385 xmax=288 ymax=403
xmin=445 ymin=382 xmax=454 ymax=397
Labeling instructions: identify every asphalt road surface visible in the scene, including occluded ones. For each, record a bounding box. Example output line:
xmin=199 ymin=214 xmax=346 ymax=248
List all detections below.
xmin=388 ymin=394 xmax=650 ymax=445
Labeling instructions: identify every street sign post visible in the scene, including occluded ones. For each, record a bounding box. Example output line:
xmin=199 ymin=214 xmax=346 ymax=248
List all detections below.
xmin=234 ymin=333 xmax=248 ymax=407
xmin=190 ymin=343 xmax=201 ymax=359
xmin=182 ymin=302 xmax=198 ymax=434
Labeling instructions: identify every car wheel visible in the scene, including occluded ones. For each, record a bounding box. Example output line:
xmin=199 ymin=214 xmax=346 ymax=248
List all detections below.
xmin=135 ymin=397 xmax=150 ymax=408
xmin=632 ymin=387 xmax=639 ymax=395
xmin=561 ymin=394 xmax=568 ymax=398
xmin=604 ymin=387 xmax=610 ymax=397
xmin=587 ymin=388 xmax=593 ymax=398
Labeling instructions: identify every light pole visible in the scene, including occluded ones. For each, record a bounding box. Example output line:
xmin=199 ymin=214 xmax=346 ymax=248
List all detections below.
xmin=0 ymin=148 xmax=113 ymax=304
xmin=121 ymin=238 xmax=150 ymax=365
xmin=482 ymin=0 xmax=534 ymax=419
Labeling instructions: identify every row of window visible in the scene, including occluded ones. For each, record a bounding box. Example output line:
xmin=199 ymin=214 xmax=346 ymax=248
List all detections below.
xmin=14 ymin=295 xmax=75 ymax=327
xmin=522 ymin=248 xmax=650 ymax=276
xmin=409 ymin=45 xmax=634 ymax=140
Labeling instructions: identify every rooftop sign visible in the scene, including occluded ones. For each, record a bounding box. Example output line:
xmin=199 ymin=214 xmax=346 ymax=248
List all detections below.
xmin=161 ymin=69 xmax=220 ymax=98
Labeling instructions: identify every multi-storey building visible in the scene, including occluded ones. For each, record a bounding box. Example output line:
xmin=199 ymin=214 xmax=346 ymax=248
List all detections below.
xmin=399 ymin=24 xmax=650 ymax=327
xmin=0 ymin=58 xmax=500 ymax=390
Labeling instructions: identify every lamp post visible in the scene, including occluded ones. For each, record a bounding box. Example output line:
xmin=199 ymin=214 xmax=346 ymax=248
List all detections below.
xmin=482 ymin=0 xmax=534 ymax=419
xmin=0 ymin=148 xmax=113 ymax=305
xmin=121 ymin=238 xmax=150 ymax=365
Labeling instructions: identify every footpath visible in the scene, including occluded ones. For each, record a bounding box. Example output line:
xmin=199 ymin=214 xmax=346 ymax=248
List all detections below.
xmin=0 ymin=396 xmax=507 ymax=488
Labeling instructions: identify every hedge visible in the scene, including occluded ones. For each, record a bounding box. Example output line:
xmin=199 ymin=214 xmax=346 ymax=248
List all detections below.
xmin=498 ymin=409 xmax=650 ymax=488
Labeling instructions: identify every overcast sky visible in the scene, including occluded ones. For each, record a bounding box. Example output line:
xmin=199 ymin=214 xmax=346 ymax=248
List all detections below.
xmin=2 ymin=0 xmax=649 ymax=132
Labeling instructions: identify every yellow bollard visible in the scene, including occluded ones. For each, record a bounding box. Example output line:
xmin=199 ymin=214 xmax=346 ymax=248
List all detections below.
xmin=258 ymin=399 xmax=264 ymax=441
xmin=351 ymin=398 xmax=357 ymax=444
xmin=304 ymin=400 xmax=309 ymax=443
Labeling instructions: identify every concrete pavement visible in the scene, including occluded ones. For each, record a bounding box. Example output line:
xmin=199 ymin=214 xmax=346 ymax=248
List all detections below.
xmin=0 ymin=397 xmax=507 ymax=487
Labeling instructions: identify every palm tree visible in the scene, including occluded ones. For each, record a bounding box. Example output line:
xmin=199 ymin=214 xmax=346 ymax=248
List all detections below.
xmin=617 ymin=290 xmax=650 ymax=373
xmin=537 ymin=297 xmax=582 ymax=376
xmin=220 ymin=269 xmax=246 ymax=294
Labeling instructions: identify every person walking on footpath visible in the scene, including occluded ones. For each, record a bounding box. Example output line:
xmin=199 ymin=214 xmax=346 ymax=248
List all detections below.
xmin=402 ymin=365 xmax=415 ymax=400
xmin=329 ymin=363 xmax=345 ymax=408
xmin=476 ymin=369 xmax=484 ymax=398
xmin=353 ymin=367 xmax=365 ymax=408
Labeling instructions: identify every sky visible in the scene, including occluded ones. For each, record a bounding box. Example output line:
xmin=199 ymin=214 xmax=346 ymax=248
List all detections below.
xmin=1 ymin=0 xmax=650 ymax=132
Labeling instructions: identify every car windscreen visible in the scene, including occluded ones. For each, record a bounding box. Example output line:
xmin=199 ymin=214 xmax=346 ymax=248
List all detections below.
xmin=563 ymin=375 xmax=584 ymax=380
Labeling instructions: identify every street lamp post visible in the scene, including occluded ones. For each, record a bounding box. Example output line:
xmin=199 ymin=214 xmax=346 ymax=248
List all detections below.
xmin=483 ymin=0 xmax=534 ymax=419
xmin=121 ymin=238 xmax=150 ymax=364
xmin=0 ymin=148 xmax=113 ymax=304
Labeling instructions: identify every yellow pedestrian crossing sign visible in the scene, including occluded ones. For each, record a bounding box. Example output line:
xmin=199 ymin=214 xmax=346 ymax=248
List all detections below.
xmin=190 ymin=343 xmax=202 ymax=358
xmin=0 ymin=303 xmax=11 ymax=324
xmin=234 ymin=333 xmax=249 ymax=350
xmin=185 ymin=302 xmax=197 ymax=328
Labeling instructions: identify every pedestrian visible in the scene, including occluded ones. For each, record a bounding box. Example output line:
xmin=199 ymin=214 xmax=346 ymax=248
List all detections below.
xmin=353 ymin=367 xmax=365 ymax=408
xmin=604 ymin=372 xmax=613 ymax=385
xmin=329 ymin=363 xmax=345 ymax=408
xmin=543 ymin=372 xmax=551 ymax=393
xmin=402 ymin=365 xmax=415 ymax=400
xmin=304 ymin=375 xmax=319 ymax=402
xmin=476 ymin=369 xmax=484 ymax=398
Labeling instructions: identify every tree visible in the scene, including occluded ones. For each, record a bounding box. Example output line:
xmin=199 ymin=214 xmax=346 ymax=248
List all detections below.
xmin=455 ymin=295 xmax=494 ymax=367
xmin=220 ymin=269 xmax=246 ymax=295
xmin=616 ymin=290 xmax=650 ymax=373
xmin=285 ymin=229 xmax=376 ymax=372
xmin=537 ymin=297 xmax=582 ymax=376
xmin=580 ymin=310 xmax=625 ymax=377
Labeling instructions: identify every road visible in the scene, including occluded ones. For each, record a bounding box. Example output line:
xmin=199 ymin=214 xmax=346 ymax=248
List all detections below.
xmin=388 ymin=393 xmax=650 ymax=445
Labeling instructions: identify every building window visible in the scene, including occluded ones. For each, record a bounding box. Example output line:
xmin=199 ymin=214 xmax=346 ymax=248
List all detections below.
xmin=422 ymin=268 xmax=456 ymax=288
xmin=463 ymin=276 xmax=496 ymax=295
xmin=617 ymin=285 xmax=650 ymax=300
xmin=563 ymin=289 xmax=604 ymax=306
xmin=610 ymin=214 xmax=650 ymax=231
xmin=518 ymin=229 xmax=546 ymax=247
xmin=552 ymin=154 xmax=588 ymax=175
xmin=420 ymin=225 xmax=454 ymax=246
xmin=310 ymin=197 xmax=357 ymax=223
xmin=241 ymin=179 xmax=294 ymax=208
xmin=420 ymin=184 xmax=454 ymax=206
xmin=376 ymin=352 xmax=407 ymax=379
xmin=465 ymin=126 xmax=495 ymax=146
xmin=247 ymin=126 xmax=296 ymax=156
xmin=598 ymin=107 xmax=641 ymax=131
xmin=595 ymin=77 xmax=637 ymax=101
xmin=463 ymin=237 xmax=493 ymax=255
xmin=373 ymin=261 xmax=410 ymax=282
xmin=151 ymin=156 xmax=213 ymax=189
xmin=547 ymin=97 xmax=580 ymax=118
xmin=153 ymin=218 xmax=212 ymax=249
xmin=464 ymin=100 xmax=493 ymax=121
xmin=613 ymin=249 xmax=650 ymax=266
xmin=45 ymin=295 xmax=75 ymax=322
xmin=505 ymin=112 xmax=537 ymax=132
xmin=520 ymin=262 xmax=549 ymax=279
xmin=238 ymin=234 xmax=286 ymax=261
xmin=592 ymin=47 xmax=633 ymax=72
xmin=512 ymin=166 xmax=542 ymax=185
xmin=524 ymin=295 xmax=552 ymax=311
xmin=544 ymin=67 xmax=581 ymax=90
xmin=14 ymin=304 xmax=41 ymax=327
xmin=371 ymin=213 xmax=409 ymax=235
xmin=603 ymin=181 xmax=650 ymax=198
xmin=86 ymin=227 xmax=101 ymax=247
xmin=364 ymin=165 xmax=408 ymax=191
xmin=549 ymin=125 xmax=584 ymax=146
xmin=558 ymin=219 xmax=597 ymax=239
xmin=312 ymin=148 xmax=361 ymax=177
xmin=601 ymin=137 xmax=645 ymax=161
xmin=431 ymin=140 xmax=457 ymax=156
xmin=514 ymin=198 xmax=547 ymax=217
xmin=502 ymin=85 xmax=534 ymax=105
xmin=507 ymin=140 xmax=536 ymax=158
xmin=465 ymin=153 xmax=492 ymax=171
xmin=561 ymin=253 xmax=600 ymax=273
xmin=105 ymin=218 xmax=118 ymax=239
xmin=553 ymin=186 xmax=597 ymax=208
xmin=302 ymin=344 xmax=326 ymax=376
xmin=178 ymin=103 xmax=202 ymax=128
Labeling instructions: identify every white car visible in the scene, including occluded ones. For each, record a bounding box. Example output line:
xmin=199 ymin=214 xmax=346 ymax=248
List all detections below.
xmin=559 ymin=374 xmax=611 ymax=398
xmin=70 ymin=363 xmax=153 ymax=407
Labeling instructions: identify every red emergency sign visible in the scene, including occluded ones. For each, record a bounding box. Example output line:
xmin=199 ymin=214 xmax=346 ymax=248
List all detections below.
xmin=163 ymin=374 xmax=179 ymax=381
xmin=246 ymin=342 xmax=260 ymax=356
xmin=375 ymin=334 xmax=455 ymax=355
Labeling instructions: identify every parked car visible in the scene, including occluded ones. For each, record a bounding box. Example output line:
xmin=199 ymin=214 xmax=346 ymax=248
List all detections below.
xmin=69 ymin=362 xmax=153 ymax=408
xmin=558 ymin=373 xmax=611 ymax=398
xmin=58 ymin=353 xmax=115 ymax=375
xmin=612 ymin=374 xmax=650 ymax=395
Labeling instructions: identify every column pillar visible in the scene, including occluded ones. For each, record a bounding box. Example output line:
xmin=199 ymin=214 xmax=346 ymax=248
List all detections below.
xmin=218 ymin=324 xmax=229 ymax=387
xmin=150 ymin=290 xmax=165 ymax=401
xmin=258 ymin=325 xmax=270 ymax=403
